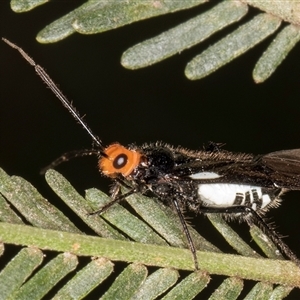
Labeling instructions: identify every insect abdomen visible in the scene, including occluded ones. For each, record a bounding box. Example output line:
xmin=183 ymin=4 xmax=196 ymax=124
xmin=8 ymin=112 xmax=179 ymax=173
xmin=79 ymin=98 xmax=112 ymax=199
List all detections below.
xmin=197 ymin=184 xmax=272 ymax=211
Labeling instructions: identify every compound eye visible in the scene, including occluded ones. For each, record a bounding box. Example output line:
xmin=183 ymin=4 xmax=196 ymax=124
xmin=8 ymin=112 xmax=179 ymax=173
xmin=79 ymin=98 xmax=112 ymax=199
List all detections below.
xmin=113 ymin=153 xmax=128 ymax=169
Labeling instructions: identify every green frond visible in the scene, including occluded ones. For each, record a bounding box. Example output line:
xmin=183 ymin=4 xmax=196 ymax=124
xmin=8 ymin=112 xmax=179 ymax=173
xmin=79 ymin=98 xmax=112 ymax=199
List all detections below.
xmin=0 ymin=167 xmax=298 ymax=299
xmin=8 ymin=0 xmax=300 ymax=82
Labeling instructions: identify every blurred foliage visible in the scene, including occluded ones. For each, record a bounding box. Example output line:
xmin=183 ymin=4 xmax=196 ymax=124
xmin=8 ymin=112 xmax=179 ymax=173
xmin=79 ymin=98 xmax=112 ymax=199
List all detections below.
xmin=9 ymin=0 xmax=300 ymax=82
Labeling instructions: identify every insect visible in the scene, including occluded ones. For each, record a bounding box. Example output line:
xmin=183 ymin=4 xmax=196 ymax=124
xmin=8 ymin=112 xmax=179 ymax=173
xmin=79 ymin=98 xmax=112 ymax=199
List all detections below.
xmin=3 ymin=38 xmax=300 ymax=270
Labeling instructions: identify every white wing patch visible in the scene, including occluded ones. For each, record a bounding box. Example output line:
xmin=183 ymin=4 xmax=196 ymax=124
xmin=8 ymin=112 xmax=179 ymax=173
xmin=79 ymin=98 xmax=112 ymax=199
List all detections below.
xmin=189 ymin=172 xmax=221 ymax=179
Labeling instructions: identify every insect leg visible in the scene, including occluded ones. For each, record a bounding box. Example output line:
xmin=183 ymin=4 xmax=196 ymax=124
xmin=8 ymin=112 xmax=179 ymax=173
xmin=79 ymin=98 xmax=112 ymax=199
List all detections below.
xmin=201 ymin=205 xmax=300 ymax=266
xmin=172 ymin=198 xmax=199 ymax=270
xmin=90 ymin=188 xmax=138 ymax=215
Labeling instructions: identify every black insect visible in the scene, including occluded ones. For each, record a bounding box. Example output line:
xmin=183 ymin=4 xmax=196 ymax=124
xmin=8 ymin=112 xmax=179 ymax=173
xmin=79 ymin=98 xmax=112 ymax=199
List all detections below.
xmin=4 ymin=38 xmax=300 ymax=269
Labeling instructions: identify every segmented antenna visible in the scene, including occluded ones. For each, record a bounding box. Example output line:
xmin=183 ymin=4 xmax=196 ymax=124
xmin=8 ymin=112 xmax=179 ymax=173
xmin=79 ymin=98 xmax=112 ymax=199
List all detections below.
xmin=3 ymin=38 xmax=107 ymax=157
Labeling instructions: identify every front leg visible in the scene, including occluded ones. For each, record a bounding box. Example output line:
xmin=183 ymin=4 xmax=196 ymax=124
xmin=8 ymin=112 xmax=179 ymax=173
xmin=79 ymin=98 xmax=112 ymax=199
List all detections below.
xmin=110 ymin=181 xmax=121 ymax=199
xmin=90 ymin=179 xmax=139 ymax=215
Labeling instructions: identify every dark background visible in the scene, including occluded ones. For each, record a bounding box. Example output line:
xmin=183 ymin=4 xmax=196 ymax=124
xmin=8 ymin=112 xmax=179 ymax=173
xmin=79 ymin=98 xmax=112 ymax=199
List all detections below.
xmin=1 ymin=1 xmax=300 ymax=298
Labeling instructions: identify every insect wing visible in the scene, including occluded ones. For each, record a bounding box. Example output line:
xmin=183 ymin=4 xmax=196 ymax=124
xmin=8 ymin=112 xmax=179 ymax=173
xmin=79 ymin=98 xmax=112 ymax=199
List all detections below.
xmin=262 ymin=149 xmax=300 ymax=189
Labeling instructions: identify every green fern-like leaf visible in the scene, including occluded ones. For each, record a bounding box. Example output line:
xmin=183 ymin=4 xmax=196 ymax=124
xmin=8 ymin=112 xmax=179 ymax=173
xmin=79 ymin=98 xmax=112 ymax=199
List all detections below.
xmin=8 ymin=0 xmax=300 ymax=82
xmin=0 ymin=167 xmax=299 ymax=299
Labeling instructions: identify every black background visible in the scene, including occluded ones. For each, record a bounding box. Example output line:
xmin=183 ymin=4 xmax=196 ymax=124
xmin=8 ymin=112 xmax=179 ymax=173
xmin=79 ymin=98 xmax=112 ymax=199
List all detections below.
xmin=1 ymin=1 xmax=300 ymax=298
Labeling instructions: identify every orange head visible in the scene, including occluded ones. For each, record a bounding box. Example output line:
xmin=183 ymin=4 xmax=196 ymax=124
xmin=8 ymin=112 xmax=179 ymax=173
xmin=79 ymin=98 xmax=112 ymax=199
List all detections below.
xmin=99 ymin=144 xmax=142 ymax=178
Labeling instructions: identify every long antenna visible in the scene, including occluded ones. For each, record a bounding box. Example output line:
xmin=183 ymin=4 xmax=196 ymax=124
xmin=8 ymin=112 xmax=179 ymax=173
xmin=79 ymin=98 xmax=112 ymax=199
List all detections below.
xmin=3 ymin=38 xmax=107 ymax=157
